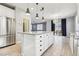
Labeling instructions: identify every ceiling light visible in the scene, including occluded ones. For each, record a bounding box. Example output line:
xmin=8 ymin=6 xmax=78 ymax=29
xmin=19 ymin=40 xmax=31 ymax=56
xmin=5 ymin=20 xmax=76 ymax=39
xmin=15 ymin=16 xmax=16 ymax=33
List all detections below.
xmin=36 ymin=13 xmax=39 ymax=19
xmin=26 ymin=8 xmax=30 ymax=15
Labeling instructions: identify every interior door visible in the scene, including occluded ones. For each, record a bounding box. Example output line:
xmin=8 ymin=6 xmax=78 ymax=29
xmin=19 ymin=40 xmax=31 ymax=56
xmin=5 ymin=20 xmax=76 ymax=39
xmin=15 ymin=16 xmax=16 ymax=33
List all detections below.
xmin=51 ymin=20 xmax=55 ymax=31
xmin=61 ymin=18 xmax=67 ymax=36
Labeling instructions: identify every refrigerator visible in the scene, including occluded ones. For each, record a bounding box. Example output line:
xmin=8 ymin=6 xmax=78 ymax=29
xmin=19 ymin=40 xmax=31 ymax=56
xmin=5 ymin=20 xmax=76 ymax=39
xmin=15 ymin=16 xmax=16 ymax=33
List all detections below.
xmin=0 ymin=16 xmax=16 ymax=47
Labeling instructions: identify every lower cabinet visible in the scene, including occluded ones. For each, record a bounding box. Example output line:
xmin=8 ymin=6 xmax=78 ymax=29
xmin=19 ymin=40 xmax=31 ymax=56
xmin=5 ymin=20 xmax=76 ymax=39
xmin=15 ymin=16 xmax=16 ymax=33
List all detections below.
xmin=21 ymin=32 xmax=54 ymax=56
xmin=35 ymin=32 xmax=54 ymax=56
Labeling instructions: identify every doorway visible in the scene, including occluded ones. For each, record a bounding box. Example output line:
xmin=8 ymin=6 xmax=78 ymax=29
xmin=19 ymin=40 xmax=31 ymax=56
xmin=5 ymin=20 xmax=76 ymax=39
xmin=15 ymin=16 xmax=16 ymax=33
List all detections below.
xmin=61 ymin=18 xmax=67 ymax=36
xmin=51 ymin=20 xmax=55 ymax=31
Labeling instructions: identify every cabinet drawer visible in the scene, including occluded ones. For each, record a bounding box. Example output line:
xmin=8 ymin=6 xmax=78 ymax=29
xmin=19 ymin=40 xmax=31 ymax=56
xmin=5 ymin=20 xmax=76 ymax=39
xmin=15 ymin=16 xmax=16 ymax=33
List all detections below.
xmin=36 ymin=34 xmax=44 ymax=39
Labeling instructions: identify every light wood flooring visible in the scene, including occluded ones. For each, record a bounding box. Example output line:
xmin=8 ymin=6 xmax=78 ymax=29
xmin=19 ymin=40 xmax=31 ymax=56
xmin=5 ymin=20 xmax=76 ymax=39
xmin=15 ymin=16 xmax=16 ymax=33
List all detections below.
xmin=43 ymin=37 xmax=72 ymax=56
xmin=0 ymin=43 xmax=21 ymax=56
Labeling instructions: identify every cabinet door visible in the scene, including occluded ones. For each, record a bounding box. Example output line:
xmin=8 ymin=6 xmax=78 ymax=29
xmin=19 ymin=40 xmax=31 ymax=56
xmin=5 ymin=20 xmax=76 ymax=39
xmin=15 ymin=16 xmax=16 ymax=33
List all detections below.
xmin=50 ymin=32 xmax=54 ymax=45
xmin=44 ymin=33 xmax=48 ymax=51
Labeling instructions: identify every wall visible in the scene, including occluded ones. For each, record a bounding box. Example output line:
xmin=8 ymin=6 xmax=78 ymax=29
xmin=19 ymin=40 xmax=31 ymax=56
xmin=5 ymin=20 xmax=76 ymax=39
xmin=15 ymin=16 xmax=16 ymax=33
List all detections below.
xmin=76 ymin=4 xmax=79 ymax=36
xmin=75 ymin=4 xmax=79 ymax=55
xmin=15 ymin=7 xmax=25 ymax=42
xmin=46 ymin=20 xmax=51 ymax=31
xmin=66 ymin=16 xmax=76 ymax=37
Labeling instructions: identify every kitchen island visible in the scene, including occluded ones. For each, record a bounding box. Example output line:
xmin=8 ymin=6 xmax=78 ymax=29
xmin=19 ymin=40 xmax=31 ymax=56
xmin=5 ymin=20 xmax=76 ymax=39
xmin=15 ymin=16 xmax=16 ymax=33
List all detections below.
xmin=18 ymin=31 xmax=54 ymax=56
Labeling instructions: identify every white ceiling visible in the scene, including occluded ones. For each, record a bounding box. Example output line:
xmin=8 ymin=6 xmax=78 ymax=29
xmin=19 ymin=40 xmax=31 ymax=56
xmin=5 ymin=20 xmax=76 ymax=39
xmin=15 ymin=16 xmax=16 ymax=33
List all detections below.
xmin=8 ymin=3 xmax=77 ymax=23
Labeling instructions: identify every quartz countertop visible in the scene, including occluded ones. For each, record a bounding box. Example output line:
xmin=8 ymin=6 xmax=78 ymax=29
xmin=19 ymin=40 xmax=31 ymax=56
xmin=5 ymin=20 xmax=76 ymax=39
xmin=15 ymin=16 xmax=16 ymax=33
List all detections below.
xmin=18 ymin=31 xmax=53 ymax=35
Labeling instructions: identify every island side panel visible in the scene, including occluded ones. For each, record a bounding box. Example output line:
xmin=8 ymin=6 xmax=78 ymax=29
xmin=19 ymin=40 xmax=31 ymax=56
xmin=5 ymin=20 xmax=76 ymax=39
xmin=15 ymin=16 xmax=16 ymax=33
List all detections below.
xmin=22 ymin=34 xmax=36 ymax=56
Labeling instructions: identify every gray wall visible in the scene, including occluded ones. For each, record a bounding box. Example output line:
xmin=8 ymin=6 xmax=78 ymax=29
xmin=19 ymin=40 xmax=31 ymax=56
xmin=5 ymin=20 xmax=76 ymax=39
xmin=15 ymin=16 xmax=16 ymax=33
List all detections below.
xmin=46 ymin=20 xmax=51 ymax=31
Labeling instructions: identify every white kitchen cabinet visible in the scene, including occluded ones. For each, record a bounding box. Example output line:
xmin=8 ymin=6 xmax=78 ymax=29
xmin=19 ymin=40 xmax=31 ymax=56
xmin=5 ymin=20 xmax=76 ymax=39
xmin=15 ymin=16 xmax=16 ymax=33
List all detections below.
xmin=19 ymin=32 xmax=54 ymax=56
xmin=22 ymin=35 xmax=35 ymax=56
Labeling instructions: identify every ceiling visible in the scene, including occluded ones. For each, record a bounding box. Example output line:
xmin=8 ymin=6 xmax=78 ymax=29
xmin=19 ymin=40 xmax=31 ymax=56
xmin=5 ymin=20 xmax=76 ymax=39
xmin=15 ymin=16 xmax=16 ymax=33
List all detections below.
xmin=7 ymin=3 xmax=77 ymax=23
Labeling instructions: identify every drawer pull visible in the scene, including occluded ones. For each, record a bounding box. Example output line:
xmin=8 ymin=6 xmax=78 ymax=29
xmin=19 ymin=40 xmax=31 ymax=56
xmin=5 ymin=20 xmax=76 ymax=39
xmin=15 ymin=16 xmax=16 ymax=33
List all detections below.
xmin=40 ymin=49 xmax=42 ymax=51
xmin=40 ymin=45 xmax=42 ymax=46
xmin=40 ymin=40 xmax=42 ymax=42
xmin=40 ymin=36 xmax=42 ymax=38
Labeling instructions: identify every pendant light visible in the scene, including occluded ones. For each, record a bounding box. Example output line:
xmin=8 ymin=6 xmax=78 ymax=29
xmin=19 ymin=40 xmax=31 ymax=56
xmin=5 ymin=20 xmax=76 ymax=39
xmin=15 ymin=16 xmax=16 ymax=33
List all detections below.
xmin=40 ymin=7 xmax=44 ymax=11
xmin=26 ymin=8 xmax=30 ymax=15
xmin=42 ymin=17 xmax=44 ymax=20
xmin=36 ymin=3 xmax=39 ymax=19
xmin=36 ymin=13 xmax=39 ymax=19
xmin=36 ymin=3 xmax=38 ymax=5
xmin=41 ymin=6 xmax=45 ymax=20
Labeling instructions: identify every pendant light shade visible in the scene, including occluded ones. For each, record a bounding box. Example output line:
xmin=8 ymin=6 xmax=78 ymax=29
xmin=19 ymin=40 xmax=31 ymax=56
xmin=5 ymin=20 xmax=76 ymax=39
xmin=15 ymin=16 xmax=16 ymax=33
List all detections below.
xmin=36 ymin=3 xmax=38 ymax=5
xmin=36 ymin=13 xmax=39 ymax=19
xmin=26 ymin=8 xmax=30 ymax=15
xmin=36 ymin=13 xmax=38 ymax=17
xmin=42 ymin=17 xmax=44 ymax=20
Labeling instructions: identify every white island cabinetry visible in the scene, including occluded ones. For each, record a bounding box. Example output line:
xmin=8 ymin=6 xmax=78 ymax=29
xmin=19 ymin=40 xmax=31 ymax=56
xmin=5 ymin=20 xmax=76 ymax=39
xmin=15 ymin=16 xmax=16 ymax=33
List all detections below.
xmin=19 ymin=32 xmax=54 ymax=56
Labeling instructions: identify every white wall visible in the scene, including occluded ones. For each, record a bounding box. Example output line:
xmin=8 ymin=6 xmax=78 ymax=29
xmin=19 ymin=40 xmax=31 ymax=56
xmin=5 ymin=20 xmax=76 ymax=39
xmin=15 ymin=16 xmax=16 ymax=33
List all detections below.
xmin=66 ymin=16 xmax=76 ymax=37
xmin=15 ymin=7 xmax=25 ymax=42
xmin=76 ymin=4 xmax=79 ymax=36
xmin=46 ymin=19 xmax=61 ymax=32
xmin=46 ymin=20 xmax=51 ymax=31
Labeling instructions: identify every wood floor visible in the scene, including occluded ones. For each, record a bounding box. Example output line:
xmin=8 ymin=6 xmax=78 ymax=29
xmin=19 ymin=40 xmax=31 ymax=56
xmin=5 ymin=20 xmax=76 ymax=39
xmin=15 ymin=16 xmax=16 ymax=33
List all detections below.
xmin=43 ymin=37 xmax=72 ymax=56
xmin=0 ymin=43 xmax=21 ymax=56
xmin=0 ymin=36 xmax=72 ymax=56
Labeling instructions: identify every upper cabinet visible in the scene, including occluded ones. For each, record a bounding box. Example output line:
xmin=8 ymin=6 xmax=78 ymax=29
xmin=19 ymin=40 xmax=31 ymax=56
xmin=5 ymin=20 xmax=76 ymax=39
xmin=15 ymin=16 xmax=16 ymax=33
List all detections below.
xmin=0 ymin=5 xmax=15 ymax=18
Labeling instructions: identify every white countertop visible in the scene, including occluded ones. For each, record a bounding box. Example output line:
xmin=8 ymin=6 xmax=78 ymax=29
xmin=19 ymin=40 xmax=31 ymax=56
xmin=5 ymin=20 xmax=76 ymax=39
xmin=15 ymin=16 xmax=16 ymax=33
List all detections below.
xmin=18 ymin=31 xmax=53 ymax=35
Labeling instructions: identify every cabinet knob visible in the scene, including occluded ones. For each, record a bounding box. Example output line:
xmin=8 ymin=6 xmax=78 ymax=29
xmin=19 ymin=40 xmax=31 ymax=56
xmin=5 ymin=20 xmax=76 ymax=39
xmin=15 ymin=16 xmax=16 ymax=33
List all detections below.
xmin=40 ymin=49 xmax=42 ymax=51
xmin=40 ymin=36 xmax=42 ymax=38
xmin=40 ymin=40 xmax=42 ymax=42
xmin=40 ymin=45 xmax=42 ymax=46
